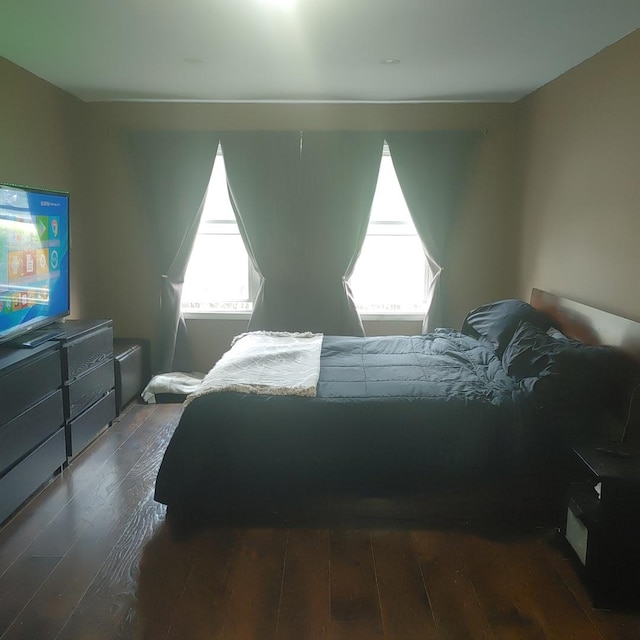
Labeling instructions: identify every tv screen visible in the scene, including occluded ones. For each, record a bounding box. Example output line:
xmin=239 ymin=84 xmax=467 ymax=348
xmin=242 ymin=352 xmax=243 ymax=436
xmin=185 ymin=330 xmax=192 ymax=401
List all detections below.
xmin=0 ymin=183 xmax=70 ymax=346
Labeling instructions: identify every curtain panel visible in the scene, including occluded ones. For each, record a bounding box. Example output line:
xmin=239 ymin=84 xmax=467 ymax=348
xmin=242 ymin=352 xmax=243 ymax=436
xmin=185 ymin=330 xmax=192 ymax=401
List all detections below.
xmin=128 ymin=131 xmax=219 ymax=373
xmin=222 ymin=131 xmax=383 ymax=336
xmin=300 ymin=131 xmax=383 ymax=335
xmin=221 ymin=131 xmax=302 ymax=332
xmin=385 ymin=131 xmax=481 ymax=332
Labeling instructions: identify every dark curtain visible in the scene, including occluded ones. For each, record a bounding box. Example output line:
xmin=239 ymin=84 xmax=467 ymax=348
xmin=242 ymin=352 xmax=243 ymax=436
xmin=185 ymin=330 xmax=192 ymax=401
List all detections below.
xmin=222 ymin=131 xmax=383 ymax=335
xmin=128 ymin=131 xmax=218 ymax=373
xmin=300 ymin=131 xmax=384 ymax=335
xmin=385 ymin=131 xmax=481 ymax=332
xmin=221 ymin=131 xmax=302 ymax=332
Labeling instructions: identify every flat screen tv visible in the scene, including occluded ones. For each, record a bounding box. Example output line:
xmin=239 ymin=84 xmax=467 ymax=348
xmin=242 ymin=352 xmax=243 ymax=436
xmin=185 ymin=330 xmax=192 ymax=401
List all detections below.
xmin=0 ymin=183 xmax=70 ymax=347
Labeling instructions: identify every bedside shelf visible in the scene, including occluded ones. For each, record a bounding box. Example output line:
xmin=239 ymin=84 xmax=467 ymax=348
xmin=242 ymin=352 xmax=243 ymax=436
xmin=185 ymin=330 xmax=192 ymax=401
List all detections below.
xmin=565 ymin=444 xmax=640 ymax=609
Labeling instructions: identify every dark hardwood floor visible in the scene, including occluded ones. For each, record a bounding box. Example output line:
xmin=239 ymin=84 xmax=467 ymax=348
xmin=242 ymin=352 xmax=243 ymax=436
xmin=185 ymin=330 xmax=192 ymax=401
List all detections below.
xmin=1 ymin=402 xmax=639 ymax=639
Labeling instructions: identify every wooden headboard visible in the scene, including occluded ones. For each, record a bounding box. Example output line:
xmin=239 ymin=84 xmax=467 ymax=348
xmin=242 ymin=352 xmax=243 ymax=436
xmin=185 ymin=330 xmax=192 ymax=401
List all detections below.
xmin=530 ymin=288 xmax=640 ymax=361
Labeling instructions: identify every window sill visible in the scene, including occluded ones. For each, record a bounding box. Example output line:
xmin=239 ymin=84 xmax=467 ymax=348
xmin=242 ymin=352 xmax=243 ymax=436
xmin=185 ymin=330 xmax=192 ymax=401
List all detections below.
xmin=361 ymin=313 xmax=424 ymax=322
xmin=183 ymin=311 xmax=424 ymax=322
xmin=183 ymin=311 xmax=252 ymax=321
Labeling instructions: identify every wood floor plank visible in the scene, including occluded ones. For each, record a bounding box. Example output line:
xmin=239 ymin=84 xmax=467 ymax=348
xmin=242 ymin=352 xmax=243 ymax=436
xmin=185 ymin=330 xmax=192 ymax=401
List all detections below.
xmin=276 ymin=529 xmax=330 ymax=640
xmin=55 ymin=497 xmax=166 ymax=640
xmin=164 ymin=527 xmax=241 ymax=640
xmin=61 ymin=405 xmax=171 ymax=516
xmin=411 ymin=530 xmax=494 ymax=640
xmin=133 ymin=522 xmax=204 ymax=640
xmin=329 ymin=529 xmax=384 ymax=639
xmin=0 ymin=555 xmax=60 ymax=634
xmin=0 ymin=404 xmax=181 ymax=640
xmin=0 ymin=510 xmax=57 ymax=577
xmin=458 ymin=535 xmax=549 ymax=640
xmin=480 ymin=536 xmax=602 ymax=640
xmin=223 ymin=529 xmax=288 ymax=640
xmin=542 ymin=536 xmax=640 ymax=640
xmin=370 ymin=530 xmax=440 ymax=640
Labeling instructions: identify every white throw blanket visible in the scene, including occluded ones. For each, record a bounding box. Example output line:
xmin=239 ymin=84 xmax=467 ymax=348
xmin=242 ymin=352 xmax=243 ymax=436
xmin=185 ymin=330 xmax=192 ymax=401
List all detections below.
xmin=185 ymin=331 xmax=323 ymax=406
xmin=141 ymin=371 xmax=205 ymax=404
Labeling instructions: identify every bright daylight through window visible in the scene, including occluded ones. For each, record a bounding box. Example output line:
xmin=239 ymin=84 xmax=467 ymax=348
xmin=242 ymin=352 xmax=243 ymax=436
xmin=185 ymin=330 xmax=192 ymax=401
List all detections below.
xmin=181 ymin=145 xmax=259 ymax=314
xmin=349 ymin=145 xmax=435 ymax=316
xmin=182 ymin=143 xmax=435 ymax=318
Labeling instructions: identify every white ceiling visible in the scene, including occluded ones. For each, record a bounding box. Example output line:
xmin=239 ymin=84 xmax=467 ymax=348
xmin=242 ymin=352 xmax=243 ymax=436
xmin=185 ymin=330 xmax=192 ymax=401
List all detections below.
xmin=2 ymin=0 xmax=640 ymax=103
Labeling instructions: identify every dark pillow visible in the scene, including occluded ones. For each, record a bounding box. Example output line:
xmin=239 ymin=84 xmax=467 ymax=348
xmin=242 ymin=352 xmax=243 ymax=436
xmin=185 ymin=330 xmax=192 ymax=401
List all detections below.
xmin=501 ymin=321 xmax=567 ymax=381
xmin=461 ymin=299 xmax=553 ymax=357
xmin=502 ymin=321 xmax=633 ymax=409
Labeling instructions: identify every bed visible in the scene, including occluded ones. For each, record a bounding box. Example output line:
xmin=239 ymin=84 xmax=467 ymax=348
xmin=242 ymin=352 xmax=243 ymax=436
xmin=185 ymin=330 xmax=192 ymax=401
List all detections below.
xmin=154 ymin=290 xmax=640 ymax=526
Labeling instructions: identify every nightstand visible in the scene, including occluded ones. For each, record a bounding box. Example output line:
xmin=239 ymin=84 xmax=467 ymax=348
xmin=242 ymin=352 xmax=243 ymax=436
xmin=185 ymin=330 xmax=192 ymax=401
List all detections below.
xmin=564 ymin=444 xmax=640 ymax=609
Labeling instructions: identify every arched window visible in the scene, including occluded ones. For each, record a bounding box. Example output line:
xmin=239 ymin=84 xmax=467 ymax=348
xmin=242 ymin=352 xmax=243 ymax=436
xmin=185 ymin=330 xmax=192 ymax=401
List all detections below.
xmin=182 ymin=144 xmax=259 ymax=315
xmin=349 ymin=143 xmax=436 ymax=317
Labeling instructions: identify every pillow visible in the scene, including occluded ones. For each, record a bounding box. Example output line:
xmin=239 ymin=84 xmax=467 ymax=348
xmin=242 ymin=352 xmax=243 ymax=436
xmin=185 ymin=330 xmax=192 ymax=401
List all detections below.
xmin=461 ymin=299 xmax=553 ymax=357
xmin=502 ymin=321 xmax=633 ymax=409
xmin=502 ymin=321 xmax=573 ymax=381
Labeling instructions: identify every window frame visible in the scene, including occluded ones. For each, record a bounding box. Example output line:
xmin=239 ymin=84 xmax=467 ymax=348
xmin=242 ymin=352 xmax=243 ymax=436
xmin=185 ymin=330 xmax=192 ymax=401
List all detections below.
xmin=347 ymin=142 xmax=431 ymax=321
xmin=181 ymin=145 xmax=260 ymax=319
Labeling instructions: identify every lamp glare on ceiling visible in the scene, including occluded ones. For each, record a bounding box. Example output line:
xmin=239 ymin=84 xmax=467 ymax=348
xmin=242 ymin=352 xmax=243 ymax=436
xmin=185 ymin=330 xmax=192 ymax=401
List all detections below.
xmin=262 ymin=0 xmax=296 ymax=7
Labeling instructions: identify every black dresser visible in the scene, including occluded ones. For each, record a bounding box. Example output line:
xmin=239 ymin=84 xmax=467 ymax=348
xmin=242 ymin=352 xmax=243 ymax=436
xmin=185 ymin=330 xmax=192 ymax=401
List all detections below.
xmin=47 ymin=319 xmax=116 ymax=458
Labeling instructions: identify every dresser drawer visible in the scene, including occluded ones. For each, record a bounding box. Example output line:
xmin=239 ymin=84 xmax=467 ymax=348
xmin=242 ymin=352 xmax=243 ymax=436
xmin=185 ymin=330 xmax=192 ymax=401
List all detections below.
xmin=67 ymin=390 xmax=116 ymax=457
xmin=63 ymin=326 xmax=114 ymax=381
xmin=0 ymin=348 xmax=61 ymax=426
xmin=0 ymin=390 xmax=64 ymax=476
xmin=64 ymin=358 xmax=115 ymax=421
xmin=0 ymin=428 xmax=66 ymax=525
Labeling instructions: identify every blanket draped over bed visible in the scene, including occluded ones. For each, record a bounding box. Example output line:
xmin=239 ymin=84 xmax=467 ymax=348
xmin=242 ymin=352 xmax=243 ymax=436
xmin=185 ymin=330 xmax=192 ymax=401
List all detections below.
xmin=186 ymin=331 xmax=322 ymax=405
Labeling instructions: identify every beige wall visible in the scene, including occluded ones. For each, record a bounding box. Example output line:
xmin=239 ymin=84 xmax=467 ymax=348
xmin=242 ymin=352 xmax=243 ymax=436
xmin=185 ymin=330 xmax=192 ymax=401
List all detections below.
xmin=0 ymin=57 xmax=91 ymax=319
xmin=515 ymin=29 xmax=640 ymax=321
xmin=0 ymin=58 xmax=157 ymax=340
xmin=2 ymin=56 xmax=519 ymax=369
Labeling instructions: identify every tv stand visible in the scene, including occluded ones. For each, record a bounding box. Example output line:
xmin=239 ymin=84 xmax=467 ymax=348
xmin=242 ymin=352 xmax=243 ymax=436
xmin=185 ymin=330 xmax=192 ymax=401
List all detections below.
xmin=10 ymin=329 xmax=67 ymax=349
